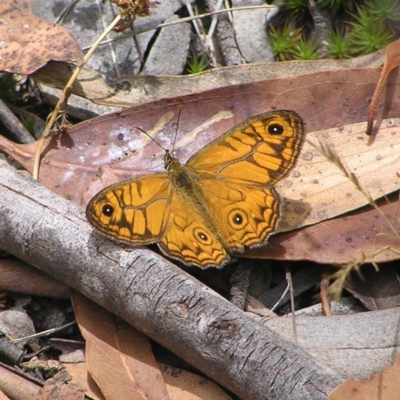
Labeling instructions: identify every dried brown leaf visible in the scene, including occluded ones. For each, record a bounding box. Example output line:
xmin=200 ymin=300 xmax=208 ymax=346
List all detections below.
xmin=248 ymin=192 xmax=400 ymax=264
xmin=62 ymin=363 xmax=103 ymax=400
xmin=0 ymin=0 xmax=83 ymax=75
xmin=329 ymin=353 xmax=400 ymax=400
xmin=345 ymin=264 xmax=400 ymax=310
xmin=367 ymin=40 xmax=400 ymax=135
xmin=160 ymin=364 xmax=232 ymax=400
xmin=71 ymin=291 xmax=170 ymax=400
xmin=33 ymin=48 xmax=385 ymax=109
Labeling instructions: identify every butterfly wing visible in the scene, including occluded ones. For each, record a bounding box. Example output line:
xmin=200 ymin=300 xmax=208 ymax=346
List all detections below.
xmin=159 ymin=192 xmax=229 ymax=268
xmin=86 ymin=174 xmax=172 ymax=244
xmin=186 ymin=110 xmax=303 ymax=185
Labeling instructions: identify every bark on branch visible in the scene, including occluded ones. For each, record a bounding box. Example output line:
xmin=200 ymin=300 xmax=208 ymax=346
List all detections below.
xmin=0 ymin=162 xmax=343 ymax=399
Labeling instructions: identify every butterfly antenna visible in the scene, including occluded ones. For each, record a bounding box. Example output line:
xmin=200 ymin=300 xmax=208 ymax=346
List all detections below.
xmin=171 ymin=105 xmax=183 ymax=155
xmin=135 ymin=126 xmax=167 ymax=152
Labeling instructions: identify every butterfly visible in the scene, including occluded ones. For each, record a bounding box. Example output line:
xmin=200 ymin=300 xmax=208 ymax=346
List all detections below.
xmin=86 ymin=110 xmax=304 ymax=268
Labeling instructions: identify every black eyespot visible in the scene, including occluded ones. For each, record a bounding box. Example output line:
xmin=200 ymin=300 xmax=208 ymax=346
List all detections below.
xmin=198 ymin=232 xmax=208 ymax=241
xmin=229 ymin=210 xmax=248 ymax=229
xmin=102 ymin=204 xmax=114 ymax=217
xmin=268 ymin=123 xmax=284 ymax=135
xmin=233 ymin=214 xmax=243 ymax=224
xmin=194 ymin=228 xmax=212 ymax=244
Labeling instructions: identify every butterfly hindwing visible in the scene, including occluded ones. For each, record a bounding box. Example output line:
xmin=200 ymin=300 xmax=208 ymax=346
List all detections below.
xmin=159 ymin=190 xmax=230 ymax=268
xmin=195 ymin=178 xmax=281 ymax=251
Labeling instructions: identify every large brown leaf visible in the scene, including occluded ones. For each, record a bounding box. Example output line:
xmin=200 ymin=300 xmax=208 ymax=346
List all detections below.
xmin=247 ymin=193 xmax=400 ymax=264
xmin=1 ymin=67 xmax=398 ymax=203
xmin=32 ymin=48 xmax=385 ymax=109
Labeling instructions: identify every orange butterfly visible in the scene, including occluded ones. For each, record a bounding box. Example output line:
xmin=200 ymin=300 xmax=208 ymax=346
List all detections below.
xmin=86 ymin=110 xmax=304 ymax=268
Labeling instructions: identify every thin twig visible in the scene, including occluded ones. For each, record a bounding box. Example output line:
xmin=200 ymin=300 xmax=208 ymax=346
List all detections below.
xmin=0 ymin=99 xmax=34 ymax=144
xmin=32 ymin=14 xmax=122 ymax=179
xmin=286 ymin=266 xmax=298 ymax=345
xmin=10 ymin=321 xmax=77 ymax=343
xmin=83 ymin=5 xmax=276 ymax=50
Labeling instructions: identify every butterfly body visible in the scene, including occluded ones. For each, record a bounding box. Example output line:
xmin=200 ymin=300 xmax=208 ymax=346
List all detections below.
xmin=86 ymin=110 xmax=304 ymax=268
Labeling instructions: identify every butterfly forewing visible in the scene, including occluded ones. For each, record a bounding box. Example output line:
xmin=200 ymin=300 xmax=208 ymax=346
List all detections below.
xmin=186 ymin=110 xmax=303 ymax=185
xmin=86 ymin=174 xmax=172 ymax=244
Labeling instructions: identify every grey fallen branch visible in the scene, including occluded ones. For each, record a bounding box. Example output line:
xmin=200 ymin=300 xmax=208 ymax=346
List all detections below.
xmin=0 ymin=162 xmax=343 ymax=400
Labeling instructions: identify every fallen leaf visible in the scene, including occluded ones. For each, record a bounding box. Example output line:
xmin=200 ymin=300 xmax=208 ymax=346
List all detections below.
xmin=0 ymin=0 xmax=83 ymax=75
xmin=33 ymin=48 xmax=386 ymax=108
xmin=160 ymin=364 xmax=232 ymax=400
xmin=345 ymin=263 xmax=400 ymax=310
xmin=367 ymin=40 xmax=400 ymax=135
xmin=247 ymin=192 xmax=400 ymax=264
xmin=71 ymin=291 xmax=170 ymax=400
xmin=329 ymin=353 xmax=400 ymax=400
xmin=0 ymin=107 xmax=399 ymax=236
xmin=1 ymin=67 xmax=399 ymax=209
xmin=62 ymin=362 xmax=103 ymax=400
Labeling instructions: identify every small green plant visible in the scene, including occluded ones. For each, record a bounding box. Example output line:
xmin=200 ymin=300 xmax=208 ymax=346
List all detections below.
xmin=327 ymin=30 xmax=352 ymax=59
xmin=349 ymin=23 xmax=392 ymax=55
xmin=292 ymin=37 xmax=319 ymax=60
xmin=185 ymin=53 xmax=210 ymax=74
xmin=365 ymin=0 xmax=400 ymax=25
xmin=316 ymin=0 xmax=360 ymax=15
xmin=316 ymin=0 xmax=348 ymax=14
xmin=268 ymin=25 xmax=300 ymax=61
xmin=348 ymin=8 xmax=393 ymax=55
xmin=280 ymin=0 xmax=310 ymax=27
xmin=268 ymin=0 xmax=400 ymax=61
xmin=282 ymin=0 xmax=307 ymax=12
